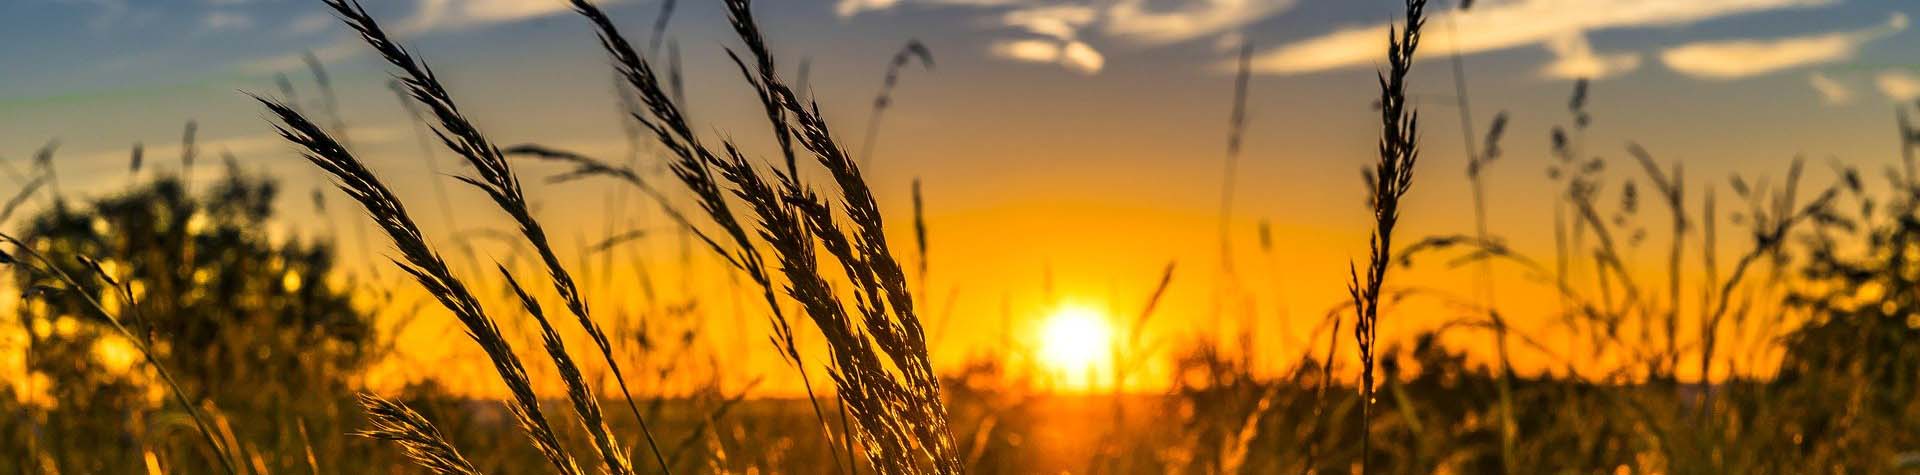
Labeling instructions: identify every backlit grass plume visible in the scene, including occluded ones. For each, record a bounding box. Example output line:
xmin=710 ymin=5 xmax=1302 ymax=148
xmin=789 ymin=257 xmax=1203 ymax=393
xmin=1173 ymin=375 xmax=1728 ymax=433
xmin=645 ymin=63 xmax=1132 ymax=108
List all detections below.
xmin=312 ymin=0 xmax=672 ymax=471
xmin=859 ymin=39 xmax=934 ymax=168
xmin=1350 ymin=0 xmax=1426 ymax=472
xmin=257 ymin=97 xmax=584 ymax=475
xmin=566 ymin=0 xmax=962 ymax=472
xmin=354 ymin=394 xmax=483 ymax=475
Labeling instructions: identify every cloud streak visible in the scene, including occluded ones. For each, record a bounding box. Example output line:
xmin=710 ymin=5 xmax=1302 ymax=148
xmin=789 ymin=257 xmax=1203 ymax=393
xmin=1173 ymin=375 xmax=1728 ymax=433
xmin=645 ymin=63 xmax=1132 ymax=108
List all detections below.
xmin=1879 ymin=71 xmax=1920 ymax=101
xmin=402 ymin=0 xmax=584 ymax=32
xmin=1249 ymin=0 xmax=1834 ymax=77
xmin=845 ymin=0 xmax=1295 ymax=74
xmin=1101 ymin=0 xmax=1297 ymax=45
xmin=236 ymin=0 xmax=594 ymax=75
xmin=991 ymin=38 xmax=1104 ymax=73
xmin=1660 ymin=13 xmax=1907 ymax=80
xmin=1808 ymin=72 xmax=1851 ymax=104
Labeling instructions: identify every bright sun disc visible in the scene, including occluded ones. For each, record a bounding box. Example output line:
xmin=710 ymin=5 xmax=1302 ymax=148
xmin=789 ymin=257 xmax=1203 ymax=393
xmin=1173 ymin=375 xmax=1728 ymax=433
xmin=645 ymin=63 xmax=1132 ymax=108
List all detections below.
xmin=1038 ymin=305 xmax=1114 ymax=389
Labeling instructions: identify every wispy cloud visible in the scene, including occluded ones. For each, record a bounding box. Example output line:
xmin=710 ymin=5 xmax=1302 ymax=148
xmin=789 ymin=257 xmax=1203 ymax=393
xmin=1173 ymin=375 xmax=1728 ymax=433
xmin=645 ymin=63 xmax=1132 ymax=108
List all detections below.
xmin=837 ymin=0 xmax=1022 ymax=18
xmin=1249 ymin=0 xmax=1834 ymax=77
xmin=402 ymin=0 xmax=585 ymax=33
xmin=1540 ymin=32 xmax=1642 ymax=79
xmin=1808 ymin=72 xmax=1852 ymax=104
xmin=285 ymin=13 xmax=334 ymax=37
xmin=237 ymin=37 xmax=360 ymax=75
xmin=991 ymin=38 xmax=1104 ymax=73
xmin=52 ymin=0 xmax=133 ymax=31
xmin=1878 ymin=71 xmax=1920 ymax=101
xmin=845 ymin=0 xmax=1293 ymax=74
xmin=1101 ymin=0 xmax=1297 ymax=45
xmin=200 ymin=11 xmax=254 ymax=33
xmin=1660 ymin=13 xmax=1906 ymax=80
xmin=1002 ymin=5 xmax=1097 ymax=41
xmin=236 ymin=0 xmax=596 ymax=76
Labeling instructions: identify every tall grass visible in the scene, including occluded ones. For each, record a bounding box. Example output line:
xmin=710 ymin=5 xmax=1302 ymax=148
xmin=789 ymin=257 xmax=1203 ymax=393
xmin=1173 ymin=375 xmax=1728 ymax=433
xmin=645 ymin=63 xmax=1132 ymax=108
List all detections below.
xmin=259 ymin=97 xmax=589 ymax=474
xmin=13 ymin=0 xmax=1920 ymax=473
xmin=858 ymin=40 xmax=934 ymax=169
xmin=1217 ymin=40 xmax=1253 ymax=281
xmin=562 ymin=0 xmax=962 ymax=471
xmin=354 ymin=394 xmax=482 ymax=475
xmin=1350 ymin=0 xmax=1426 ymax=471
xmin=302 ymin=0 xmax=675 ymax=471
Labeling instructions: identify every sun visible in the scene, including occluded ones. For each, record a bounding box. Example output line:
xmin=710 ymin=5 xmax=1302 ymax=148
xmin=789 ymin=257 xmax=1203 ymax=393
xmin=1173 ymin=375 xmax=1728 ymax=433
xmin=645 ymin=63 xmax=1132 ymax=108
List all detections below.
xmin=1036 ymin=304 xmax=1115 ymax=389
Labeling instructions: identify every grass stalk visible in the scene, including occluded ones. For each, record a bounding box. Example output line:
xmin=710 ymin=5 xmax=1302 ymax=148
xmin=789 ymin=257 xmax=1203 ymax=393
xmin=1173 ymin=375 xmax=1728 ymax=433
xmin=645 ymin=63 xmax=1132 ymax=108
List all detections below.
xmin=311 ymin=1 xmax=675 ymax=471
xmin=566 ymin=0 xmax=963 ymax=471
xmin=857 ymin=40 xmax=934 ymax=170
xmin=258 ymin=95 xmax=584 ymax=475
xmin=354 ymin=394 xmax=484 ymax=475
xmin=1350 ymin=1 xmax=1427 ymax=471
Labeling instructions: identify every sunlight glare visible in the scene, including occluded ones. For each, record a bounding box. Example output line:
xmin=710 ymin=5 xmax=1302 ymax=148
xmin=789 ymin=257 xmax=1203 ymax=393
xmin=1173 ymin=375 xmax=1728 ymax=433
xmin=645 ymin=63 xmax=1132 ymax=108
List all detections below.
xmin=1037 ymin=304 xmax=1114 ymax=390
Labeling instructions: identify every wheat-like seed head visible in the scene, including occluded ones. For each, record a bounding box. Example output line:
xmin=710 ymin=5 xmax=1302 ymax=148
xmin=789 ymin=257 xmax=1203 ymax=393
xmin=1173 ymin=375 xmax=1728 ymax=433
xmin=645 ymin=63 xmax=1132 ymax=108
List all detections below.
xmin=354 ymin=394 xmax=485 ymax=475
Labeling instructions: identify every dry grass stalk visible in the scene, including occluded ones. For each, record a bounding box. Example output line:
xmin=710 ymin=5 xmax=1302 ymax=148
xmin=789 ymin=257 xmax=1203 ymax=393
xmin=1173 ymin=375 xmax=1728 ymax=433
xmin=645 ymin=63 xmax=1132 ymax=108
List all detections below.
xmin=310 ymin=1 xmax=673 ymax=471
xmin=499 ymin=266 xmax=635 ymax=475
xmin=1626 ymin=143 xmax=1687 ymax=375
xmin=1699 ymin=159 xmax=1835 ymax=399
xmin=0 ymin=177 xmax=45 ymax=227
xmin=1218 ymin=40 xmax=1253 ymax=279
xmin=858 ymin=39 xmax=934 ymax=169
xmin=355 ymin=394 xmax=484 ymax=475
xmin=564 ymin=0 xmax=851 ymax=472
xmin=258 ymin=96 xmax=584 ymax=475
xmin=566 ymin=0 xmax=962 ymax=471
xmin=648 ymin=0 xmax=678 ymax=56
xmin=301 ymin=51 xmax=350 ymax=144
xmin=1350 ymin=0 xmax=1426 ymax=471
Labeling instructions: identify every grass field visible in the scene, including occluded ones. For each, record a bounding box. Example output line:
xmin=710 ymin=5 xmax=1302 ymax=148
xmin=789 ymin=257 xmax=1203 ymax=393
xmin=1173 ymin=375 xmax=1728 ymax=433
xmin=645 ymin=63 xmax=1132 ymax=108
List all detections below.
xmin=5 ymin=0 xmax=1920 ymax=473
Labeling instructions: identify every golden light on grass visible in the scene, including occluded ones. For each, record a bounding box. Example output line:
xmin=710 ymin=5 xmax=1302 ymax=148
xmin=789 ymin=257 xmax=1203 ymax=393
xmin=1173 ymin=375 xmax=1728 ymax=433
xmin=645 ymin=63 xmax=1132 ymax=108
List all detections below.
xmin=1036 ymin=303 xmax=1114 ymax=390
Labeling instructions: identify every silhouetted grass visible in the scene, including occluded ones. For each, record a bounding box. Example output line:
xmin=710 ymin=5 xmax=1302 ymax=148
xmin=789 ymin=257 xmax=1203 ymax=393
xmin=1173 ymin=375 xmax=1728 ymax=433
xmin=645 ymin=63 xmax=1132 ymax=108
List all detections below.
xmin=1351 ymin=0 xmax=1426 ymax=471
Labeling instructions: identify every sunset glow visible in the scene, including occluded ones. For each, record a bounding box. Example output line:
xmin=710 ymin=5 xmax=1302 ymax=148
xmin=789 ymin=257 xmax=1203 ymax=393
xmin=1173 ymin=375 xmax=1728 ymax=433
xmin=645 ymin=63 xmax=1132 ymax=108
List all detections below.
xmin=1037 ymin=304 xmax=1114 ymax=390
xmin=6 ymin=0 xmax=1920 ymax=470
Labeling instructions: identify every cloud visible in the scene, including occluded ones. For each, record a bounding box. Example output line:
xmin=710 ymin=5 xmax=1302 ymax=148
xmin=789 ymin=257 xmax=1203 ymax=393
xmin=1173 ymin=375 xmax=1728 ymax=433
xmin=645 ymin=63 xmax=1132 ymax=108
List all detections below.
xmin=238 ymin=0 xmax=593 ymax=75
xmin=1540 ymin=32 xmax=1642 ymax=79
xmin=1101 ymin=0 xmax=1298 ymax=45
xmin=201 ymin=11 xmax=254 ymax=33
xmin=1003 ymin=5 xmax=1098 ymax=40
xmin=991 ymin=38 xmax=1105 ymax=74
xmin=847 ymin=0 xmax=1293 ymax=74
xmin=52 ymin=0 xmax=132 ymax=31
xmin=1878 ymin=71 xmax=1920 ymax=101
xmin=403 ymin=0 xmax=584 ymax=32
xmin=238 ymin=38 xmax=360 ymax=75
xmin=285 ymin=13 xmax=334 ymax=37
xmin=837 ymin=0 xmax=1023 ymax=18
xmin=838 ymin=0 xmax=898 ymax=17
xmin=1808 ymin=72 xmax=1851 ymax=104
xmin=1249 ymin=0 xmax=1834 ymax=76
xmin=1061 ymin=40 xmax=1105 ymax=72
xmin=1660 ymin=13 xmax=1906 ymax=79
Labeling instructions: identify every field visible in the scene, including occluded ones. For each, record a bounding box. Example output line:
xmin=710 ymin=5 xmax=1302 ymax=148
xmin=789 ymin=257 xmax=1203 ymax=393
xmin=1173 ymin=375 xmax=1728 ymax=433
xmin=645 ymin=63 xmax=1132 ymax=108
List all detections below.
xmin=4 ymin=0 xmax=1920 ymax=473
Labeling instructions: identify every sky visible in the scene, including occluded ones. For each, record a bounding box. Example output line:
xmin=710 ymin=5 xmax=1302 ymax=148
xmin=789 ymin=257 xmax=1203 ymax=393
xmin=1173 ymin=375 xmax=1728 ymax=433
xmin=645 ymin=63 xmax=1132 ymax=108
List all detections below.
xmin=2 ymin=0 xmax=1919 ymax=394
